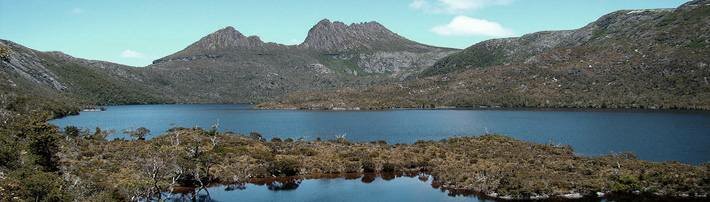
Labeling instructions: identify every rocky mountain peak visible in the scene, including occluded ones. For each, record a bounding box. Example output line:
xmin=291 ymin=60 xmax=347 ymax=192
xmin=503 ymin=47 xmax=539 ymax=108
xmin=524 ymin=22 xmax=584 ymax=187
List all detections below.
xmin=184 ymin=26 xmax=265 ymax=52
xmin=299 ymin=19 xmax=415 ymax=51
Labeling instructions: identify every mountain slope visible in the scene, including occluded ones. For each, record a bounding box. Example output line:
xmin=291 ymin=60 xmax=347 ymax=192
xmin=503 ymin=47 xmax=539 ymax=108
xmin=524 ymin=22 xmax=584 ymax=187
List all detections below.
xmin=424 ymin=0 xmax=709 ymax=76
xmin=262 ymin=0 xmax=710 ymax=110
xmin=144 ymin=19 xmax=457 ymax=103
xmin=0 ymin=40 xmax=171 ymax=118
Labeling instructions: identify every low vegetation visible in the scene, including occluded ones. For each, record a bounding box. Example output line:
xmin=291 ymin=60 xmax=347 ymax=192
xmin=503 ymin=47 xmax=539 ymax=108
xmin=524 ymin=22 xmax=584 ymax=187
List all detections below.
xmin=3 ymin=118 xmax=707 ymax=201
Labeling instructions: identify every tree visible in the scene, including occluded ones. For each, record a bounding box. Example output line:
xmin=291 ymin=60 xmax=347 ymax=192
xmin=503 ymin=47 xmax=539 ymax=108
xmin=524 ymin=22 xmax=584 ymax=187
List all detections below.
xmin=28 ymin=131 xmax=61 ymax=172
xmin=14 ymin=112 xmax=62 ymax=172
xmin=125 ymin=127 xmax=150 ymax=140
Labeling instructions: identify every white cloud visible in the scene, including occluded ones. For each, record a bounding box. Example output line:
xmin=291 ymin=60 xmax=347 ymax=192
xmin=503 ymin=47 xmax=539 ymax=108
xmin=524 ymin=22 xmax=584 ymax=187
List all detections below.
xmin=410 ymin=0 xmax=513 ymax=14
xmin=431 ymin=15 xmax=514 ymax=37
xmin=120 ymin=49 xmax=145 ymax=58
xmin=71 ymin=8 xmax=83 ymax=14
xmin=410 ymin=0 xmax=429 ymax=10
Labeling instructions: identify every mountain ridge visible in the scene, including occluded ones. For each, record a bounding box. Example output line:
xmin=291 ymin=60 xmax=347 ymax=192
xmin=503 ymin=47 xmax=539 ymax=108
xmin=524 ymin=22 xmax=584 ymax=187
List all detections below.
xmin=3 ymin=1 xmax=708 ymax=115
xmin=155 ymin=19 xmax=456 ymax=64
xmin=143 ymin=19 xmax=458 ymax=103
xmin=261 ymin=0 xmax=710 ymax=110
xmin=299 ymin=19 xmax=444 ymax=52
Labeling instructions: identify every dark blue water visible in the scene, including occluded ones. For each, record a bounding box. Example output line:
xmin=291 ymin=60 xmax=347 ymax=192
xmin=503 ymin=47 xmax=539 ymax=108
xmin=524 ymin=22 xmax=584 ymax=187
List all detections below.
xmin=166 ymin=175 xmax=488 ymax=202
xmin=50 ymin=104 xmax=710 ymax=164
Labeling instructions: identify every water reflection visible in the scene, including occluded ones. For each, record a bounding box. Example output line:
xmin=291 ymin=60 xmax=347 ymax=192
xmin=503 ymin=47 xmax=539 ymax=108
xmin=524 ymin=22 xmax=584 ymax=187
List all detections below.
xmin=164 ymin=174 xmax=490 ymax=202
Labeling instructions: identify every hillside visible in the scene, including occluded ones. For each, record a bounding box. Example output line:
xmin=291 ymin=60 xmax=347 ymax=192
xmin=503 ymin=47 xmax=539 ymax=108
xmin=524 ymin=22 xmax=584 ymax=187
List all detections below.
xmin=1 ymin=19 xmax=457 ymax=114
xmin=144 ymin=19 xmax=457 ymax=103
xmin=0 ymin=40 xmax=171 ymax=119
xmin=262 ymin=0 xmax=710 ymax=110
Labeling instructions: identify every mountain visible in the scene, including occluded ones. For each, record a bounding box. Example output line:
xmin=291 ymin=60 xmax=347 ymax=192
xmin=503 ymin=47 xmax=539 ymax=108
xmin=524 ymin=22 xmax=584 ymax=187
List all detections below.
xmin=261 ymin=0 xmax=710 ymax=110
xmin=424 ymin=0 xmax=709 ymax=76
xmin=0 ymin=40 xmax=171 ymax=118
xmin=4 ymin=0 xmax=709 ymax=113
xmin=144 ymin=19 xmax=457 ymax=103
xmin=0 ymin=19 xmax=457 ymax=117
xmin=153 ymin=26 xmax=285 ymax=64
xmin=300 ymin=19 xmax=442 ymax=52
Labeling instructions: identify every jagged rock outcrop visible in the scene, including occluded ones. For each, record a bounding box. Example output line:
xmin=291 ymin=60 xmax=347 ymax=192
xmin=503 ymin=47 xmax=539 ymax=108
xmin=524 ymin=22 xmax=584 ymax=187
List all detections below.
xmin=188 ymin=26 xmax=267 ymax=50
xmin=299 ymin=19 xmax=440 ymax=52
xmin=153 ymin=26 xmax=287 ymax=64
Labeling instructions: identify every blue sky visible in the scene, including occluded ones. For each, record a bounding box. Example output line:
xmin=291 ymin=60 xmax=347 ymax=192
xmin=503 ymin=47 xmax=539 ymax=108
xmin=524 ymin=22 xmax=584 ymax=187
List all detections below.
xmin=0 ymin=0 xmax=689 ymax=66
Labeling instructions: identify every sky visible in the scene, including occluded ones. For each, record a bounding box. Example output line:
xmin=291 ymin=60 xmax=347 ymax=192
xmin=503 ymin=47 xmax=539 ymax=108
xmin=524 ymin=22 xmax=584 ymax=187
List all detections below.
xmin=0 ymin=0 xmax=690 ymax=67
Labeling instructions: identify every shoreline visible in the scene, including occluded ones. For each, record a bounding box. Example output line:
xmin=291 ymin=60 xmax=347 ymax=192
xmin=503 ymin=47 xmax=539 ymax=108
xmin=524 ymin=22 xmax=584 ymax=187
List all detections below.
xmin=256 ymin=105 xmax=710 ymax=113
xmin=59 ymin=128 xmax=710 ymax=200
xmin=172 ymin=173 xmax=708 ymax=201
xmin=58 ymin=102 xmax=710 ymax=116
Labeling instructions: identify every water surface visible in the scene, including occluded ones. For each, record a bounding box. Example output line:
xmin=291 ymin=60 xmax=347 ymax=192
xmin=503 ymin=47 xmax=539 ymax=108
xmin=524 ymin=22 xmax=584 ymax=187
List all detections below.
xmin=50 ymin=104 xmax=710 ymax=164
xmin=166 ymin=175 xmax=488 ymax=202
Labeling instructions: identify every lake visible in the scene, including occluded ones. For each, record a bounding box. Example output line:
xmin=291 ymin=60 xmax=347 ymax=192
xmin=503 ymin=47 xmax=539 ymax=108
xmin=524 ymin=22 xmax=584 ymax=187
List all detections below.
xmin=165 ymin=175 xmax=491 ymax=202
xmin=50 ymin=104 xmax=710 ymax=164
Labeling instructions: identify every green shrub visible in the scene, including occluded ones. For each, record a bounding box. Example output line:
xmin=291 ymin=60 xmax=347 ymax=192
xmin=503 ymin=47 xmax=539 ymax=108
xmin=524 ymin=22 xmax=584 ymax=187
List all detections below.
xmin=611 ymin=174 xmax=641 ymax=192
xmin=268 ymin=158 xmax=301 ymax=176
xmin=382 ymin=162 xmax=398 ymax=172
xmin=64 ymin=126 xmax=80 ymax=138
xmin=361 ymin=160 xmax=376 ymax=173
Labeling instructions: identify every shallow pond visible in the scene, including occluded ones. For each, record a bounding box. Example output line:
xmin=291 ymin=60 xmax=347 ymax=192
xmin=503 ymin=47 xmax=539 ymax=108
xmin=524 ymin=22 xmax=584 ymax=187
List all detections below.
xmin=51 ymin=104 xmax=710 ymax=164
xmin=164 ymin=175 xmax=491 ymax=202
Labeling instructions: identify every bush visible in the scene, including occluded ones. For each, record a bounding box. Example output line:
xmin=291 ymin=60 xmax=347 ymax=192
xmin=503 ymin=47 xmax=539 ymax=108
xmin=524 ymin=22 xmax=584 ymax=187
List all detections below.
xmin=4 ymin=169 xmax=71 ymax=201
xmin=249 ymin=132 xmax=263 ymax=141
xmin=611 ymin=174 xmax=641 ymax=192
xmin=382 ymin=162 xmax=398 ymax=173
xmin=28 ymin=130 xmax=61 ymax=172
xmin=268 ymin=158 xmax=301 ymax=176
xmin=0 ymin=134 xmax=20 ymax=170
xmin=361 ymin=160 xmax=376 ymax=173
xmin=64 ymin=126 xmax=80 ymax=138
xmin=298 ymin=148 xmax=317 ymax=156
xmin=123 ymin=127 xmax=150 ymax=140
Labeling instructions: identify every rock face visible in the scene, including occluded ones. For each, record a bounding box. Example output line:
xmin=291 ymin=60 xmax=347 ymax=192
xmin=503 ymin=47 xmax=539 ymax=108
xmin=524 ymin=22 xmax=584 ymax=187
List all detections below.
xmin=189 ymin=26 xmax=267 ymax=50
xmin=154 ymin=26 xmax=286 ymax=64
xmin=0 ymin=40 xmax=66 ymax=91
xmin=146 ymin=19 xmax=457 ymax=103
xmin=0 ymin=39 xmax=170 ymax=115
xmin=268 ymin=0 xmax=710 ymax=110
xmin=299 ymin=19 xmax=438 ymax=52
